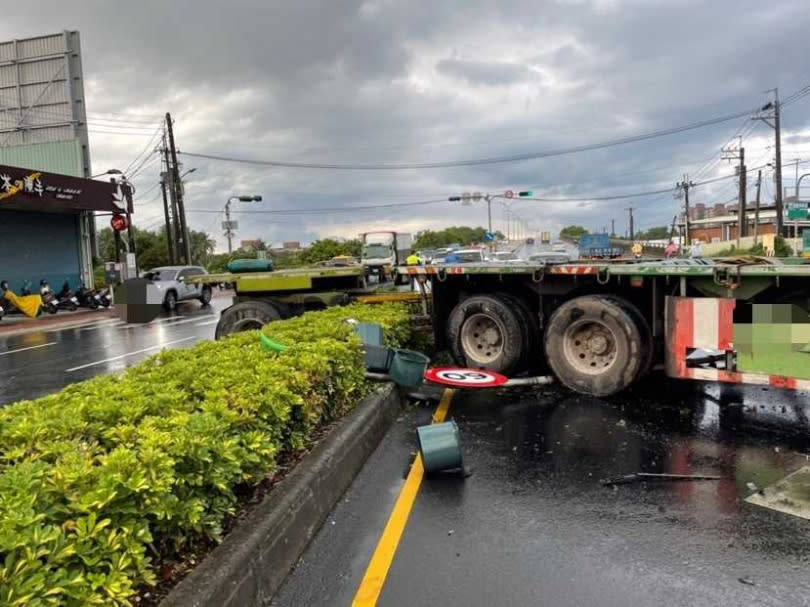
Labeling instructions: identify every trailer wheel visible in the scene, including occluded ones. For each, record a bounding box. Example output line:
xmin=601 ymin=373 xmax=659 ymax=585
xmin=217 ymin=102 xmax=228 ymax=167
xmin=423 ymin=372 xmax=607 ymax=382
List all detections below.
xmin=545 ymin=295 xmax=645 ymax=396
xmin=447 ymin=295 xmax=524 ymax=376
xmin=215 ymin=300 xmax=282 ymax=340
xmin=608 ymin=296 xmax=653 ymax=381
xmin=494 ymin=292 xmax=539 ymax=371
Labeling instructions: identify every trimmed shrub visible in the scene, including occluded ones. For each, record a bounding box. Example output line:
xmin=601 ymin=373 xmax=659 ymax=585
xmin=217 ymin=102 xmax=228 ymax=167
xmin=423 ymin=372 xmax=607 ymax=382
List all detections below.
xmin=0 ymin=303 xmax=411 ymax=606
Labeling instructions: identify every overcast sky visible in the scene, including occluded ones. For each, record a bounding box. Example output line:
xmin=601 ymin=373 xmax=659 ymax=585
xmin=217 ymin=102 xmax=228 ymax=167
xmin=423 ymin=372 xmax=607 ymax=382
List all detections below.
xmin=3 ymin=0 xmax=810 ymax=250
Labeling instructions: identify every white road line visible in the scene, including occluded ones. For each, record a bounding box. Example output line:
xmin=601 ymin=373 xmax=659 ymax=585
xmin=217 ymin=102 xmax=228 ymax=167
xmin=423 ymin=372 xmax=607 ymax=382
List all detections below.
xmin=118 ymin=316 xmax=204 ymax=330
xmin=65 ymin=336 xmax=197 ymax=372
xmin=73 ymin=318 xmax=124 ymax=332
xmin=0 ymin=342 xmax=57 ymax=356
xmin=194 ymin=319 xmax=220 ymax=327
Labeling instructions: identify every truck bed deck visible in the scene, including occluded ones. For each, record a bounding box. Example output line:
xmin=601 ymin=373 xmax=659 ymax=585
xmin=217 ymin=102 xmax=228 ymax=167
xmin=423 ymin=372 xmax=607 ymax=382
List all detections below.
xmin=400 ymin=257 xmax=810 ymax=278
xmin=189 ymin=266 xmax=367 ymax=293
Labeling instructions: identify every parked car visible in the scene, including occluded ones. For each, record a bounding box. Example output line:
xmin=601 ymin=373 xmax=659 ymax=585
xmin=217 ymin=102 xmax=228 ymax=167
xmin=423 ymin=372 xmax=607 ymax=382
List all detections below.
xmin=143 ymin=266 xmax=212 ymax=311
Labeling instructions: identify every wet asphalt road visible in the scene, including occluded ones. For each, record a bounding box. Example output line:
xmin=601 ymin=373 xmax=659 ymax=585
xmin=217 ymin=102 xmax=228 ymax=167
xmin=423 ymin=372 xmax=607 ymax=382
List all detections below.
xmin=274 ymin=378 xmax=810 ymax=607
xmin=0 ymin=295 xmax=231 ymax=407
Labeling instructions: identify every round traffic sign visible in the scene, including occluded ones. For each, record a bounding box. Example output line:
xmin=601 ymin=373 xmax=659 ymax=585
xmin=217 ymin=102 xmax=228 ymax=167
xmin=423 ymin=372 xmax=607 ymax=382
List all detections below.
xmin=424 ymin=366 xmax=509 ymax=388
xmin=505 ymin=189 xmax=514 ymax=199
xmin=110 ymin=213 xmax=129 ymax=232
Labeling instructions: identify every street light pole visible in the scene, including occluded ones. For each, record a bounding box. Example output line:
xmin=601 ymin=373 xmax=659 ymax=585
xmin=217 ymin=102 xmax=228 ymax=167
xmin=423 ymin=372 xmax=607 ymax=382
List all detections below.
xmin=794 ymin=172 xmax=810 ymax=255
xmin=225 ymin=195 xmax=262 ymax=254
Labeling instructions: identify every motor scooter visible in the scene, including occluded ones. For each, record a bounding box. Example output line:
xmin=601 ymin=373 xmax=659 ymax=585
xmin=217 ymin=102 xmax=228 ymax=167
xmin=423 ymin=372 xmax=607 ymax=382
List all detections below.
xmin=39 ymin=280 xmax=59 ymax=314
xmin=56 ymin=281 xmax=80 ymax=311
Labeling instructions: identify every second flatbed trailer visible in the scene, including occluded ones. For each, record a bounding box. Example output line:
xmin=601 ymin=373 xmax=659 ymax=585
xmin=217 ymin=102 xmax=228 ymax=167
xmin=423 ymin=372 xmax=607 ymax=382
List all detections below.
xmin=401 ymin=257 xmax=810 ymax=396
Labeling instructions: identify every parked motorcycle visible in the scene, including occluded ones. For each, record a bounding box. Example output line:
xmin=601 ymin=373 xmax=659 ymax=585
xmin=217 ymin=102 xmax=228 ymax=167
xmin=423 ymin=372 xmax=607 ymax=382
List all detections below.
xmin=38 ymin=280 xmax=59 ymax=315
xmin=96 ymin=287 xmax=112 ymax=308
xmin=76 ymin=283 xmax=104 ymax=309
xmin=56 ymin=281 xmax=80 ymax=311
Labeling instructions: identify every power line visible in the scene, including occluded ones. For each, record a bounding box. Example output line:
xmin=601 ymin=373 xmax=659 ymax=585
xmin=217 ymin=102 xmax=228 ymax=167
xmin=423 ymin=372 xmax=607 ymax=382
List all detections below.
xmin=179 ymin=107 xmax=760 ymax=170
xmin=185 ymin=198 xmax=451 ymax=215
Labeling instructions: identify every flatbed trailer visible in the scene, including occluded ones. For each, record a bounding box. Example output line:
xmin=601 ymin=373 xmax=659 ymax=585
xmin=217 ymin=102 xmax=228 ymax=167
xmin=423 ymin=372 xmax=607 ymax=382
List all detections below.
xmin=401 ymin=257 xmax=810 ymax=396
xmin=188 ymin=265 xmax=420 ymax=338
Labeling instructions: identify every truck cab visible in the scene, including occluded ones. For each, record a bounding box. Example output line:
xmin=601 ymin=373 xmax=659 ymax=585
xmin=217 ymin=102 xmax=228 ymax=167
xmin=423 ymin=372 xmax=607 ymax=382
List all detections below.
xmin=361 ymin=231 xmax=413 ymax=282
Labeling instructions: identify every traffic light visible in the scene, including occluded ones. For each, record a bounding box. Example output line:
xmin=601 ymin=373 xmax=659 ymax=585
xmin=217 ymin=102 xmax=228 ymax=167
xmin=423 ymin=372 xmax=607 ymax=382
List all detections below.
xmin=518 ymin=191 xmax=532 ymax=197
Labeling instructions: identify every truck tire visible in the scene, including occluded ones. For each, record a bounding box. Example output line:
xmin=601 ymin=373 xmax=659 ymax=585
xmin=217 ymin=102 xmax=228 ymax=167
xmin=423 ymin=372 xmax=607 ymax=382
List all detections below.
xmin=545 ymin=295 xmax=645 ymax=397
xmin=494 ymin=292 xmax=539 ymax=372
xmin=609 ymin=296 xmax=653 ymax=381
xmin=215 ymin=300 xmax=282 ymax=340
xmin=447 ymin=295 xmax=524 ymax=376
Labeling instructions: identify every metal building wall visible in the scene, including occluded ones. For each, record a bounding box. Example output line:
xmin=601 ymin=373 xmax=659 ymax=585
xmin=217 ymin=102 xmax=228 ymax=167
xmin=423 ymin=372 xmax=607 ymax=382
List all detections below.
xmin=0 ymin=30 xmax=90 ymax=176
xmin=0 ymin=210 xmax=82 ymax=293
xmin=0 ymin=139 xmax=83 ymax=176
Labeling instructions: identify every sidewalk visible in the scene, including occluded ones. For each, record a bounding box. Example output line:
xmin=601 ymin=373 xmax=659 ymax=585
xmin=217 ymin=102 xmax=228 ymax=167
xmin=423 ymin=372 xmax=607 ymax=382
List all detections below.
xmin=0 ymin=308 xmax=115 ymax=336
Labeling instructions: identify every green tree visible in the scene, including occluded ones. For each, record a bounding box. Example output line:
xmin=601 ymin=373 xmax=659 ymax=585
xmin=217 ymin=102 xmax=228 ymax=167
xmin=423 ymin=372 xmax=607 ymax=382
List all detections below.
xmin=95 ymin=226 xmax=216 ymax=272
xmin=635 ymin=226 xmax=670 ymax=240
xmin=559 ymin=225 xmax=588 ymax=241
xmin=413 ymin=226 xmax=502 ymax=249
xmin=300 ymin=238 xmax=361 ymax=264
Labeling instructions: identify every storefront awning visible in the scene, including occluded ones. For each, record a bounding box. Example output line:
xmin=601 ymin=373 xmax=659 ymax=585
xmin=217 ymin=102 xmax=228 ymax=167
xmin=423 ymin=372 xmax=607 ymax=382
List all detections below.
xmin=0 ymin=163 xmax=133 ymax=214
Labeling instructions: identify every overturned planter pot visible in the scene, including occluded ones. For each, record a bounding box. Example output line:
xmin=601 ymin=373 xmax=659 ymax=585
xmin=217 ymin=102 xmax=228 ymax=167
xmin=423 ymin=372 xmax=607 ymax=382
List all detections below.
xmin=162 ymin=383 xmax=403 ymax=607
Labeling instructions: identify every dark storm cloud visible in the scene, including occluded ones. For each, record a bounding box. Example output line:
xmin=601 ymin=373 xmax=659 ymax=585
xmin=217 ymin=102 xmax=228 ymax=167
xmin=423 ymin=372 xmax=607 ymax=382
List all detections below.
xmin=436 ymin=59 xmax=537 ymax=86
xmin=2 ymin=0 xmax=810 ymax=247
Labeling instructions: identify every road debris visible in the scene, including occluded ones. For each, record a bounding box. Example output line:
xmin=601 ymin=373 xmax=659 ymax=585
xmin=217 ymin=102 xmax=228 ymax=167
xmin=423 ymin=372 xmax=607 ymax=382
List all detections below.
xmin=601 ymin=472 xmax=723 ymax=486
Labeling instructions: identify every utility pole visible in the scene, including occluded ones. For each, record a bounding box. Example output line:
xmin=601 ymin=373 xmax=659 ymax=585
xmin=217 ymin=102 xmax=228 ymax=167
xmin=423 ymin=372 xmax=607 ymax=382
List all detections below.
xmin=166 ymin=113 xmax=191 ymax=264
xmin=753 ymin=169 xmax=762 ymax=246
xmin=775 ymin=89 xmax=783 ymax=235
xmin=160 ymin=175 xmax=175 ymax=264
xmin=722 ymin=141 xmax=746 ymax=246
xmin=161 ymin=133 xmax=180 ymax=263
xmin=225 ymin=199 xmax=234 ymax=254
xmin=677 ymin=175 xmax=695 ymax=246
xmin=756 ymin=89 xmax=783 ymax=235
xmin=626 ymin=207 xmax=635 ymax=240
xmin=610 ymin=218 xmax=615 ymax=237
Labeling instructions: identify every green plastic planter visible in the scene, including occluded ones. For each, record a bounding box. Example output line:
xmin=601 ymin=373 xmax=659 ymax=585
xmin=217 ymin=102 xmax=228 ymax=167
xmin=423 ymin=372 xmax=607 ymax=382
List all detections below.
xmin=417 ymin=421 xmax=463 ymax=474
xmin=388 ymin=349 xmax=430 ymax=387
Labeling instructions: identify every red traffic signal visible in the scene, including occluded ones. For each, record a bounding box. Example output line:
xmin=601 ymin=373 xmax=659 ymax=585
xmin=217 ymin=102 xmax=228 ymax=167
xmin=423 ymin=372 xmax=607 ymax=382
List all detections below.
xmin=505 ymin=190 xmax=514 ymax=199
xmin=110 ymin=213 xmax=129 ymax=232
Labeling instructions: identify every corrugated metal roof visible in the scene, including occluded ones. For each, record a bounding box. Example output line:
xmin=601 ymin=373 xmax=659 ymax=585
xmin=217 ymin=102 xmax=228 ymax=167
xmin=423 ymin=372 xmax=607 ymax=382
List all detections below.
xmin=0 ymin=139 xmax=83 ymax=176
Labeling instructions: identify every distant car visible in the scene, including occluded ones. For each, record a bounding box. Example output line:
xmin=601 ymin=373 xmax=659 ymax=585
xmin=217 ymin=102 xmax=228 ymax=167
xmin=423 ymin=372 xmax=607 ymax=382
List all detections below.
xmin=143 ymin=265 xmax=212 ymax=311
xmin=551 ymin=243 xmax=567 ymax=252
xmin=529 ymin=252 xmax=570 ymax=265
xmin=488 ymin=251 xmax=522 ymax=263
xmin=445 ymin=249 xmax=486 ymax=264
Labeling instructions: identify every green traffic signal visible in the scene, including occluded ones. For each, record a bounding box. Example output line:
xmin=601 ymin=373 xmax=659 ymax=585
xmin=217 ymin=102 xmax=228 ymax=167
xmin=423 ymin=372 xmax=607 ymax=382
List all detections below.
xmin=518 ymin=191 xmax=532 ymax=197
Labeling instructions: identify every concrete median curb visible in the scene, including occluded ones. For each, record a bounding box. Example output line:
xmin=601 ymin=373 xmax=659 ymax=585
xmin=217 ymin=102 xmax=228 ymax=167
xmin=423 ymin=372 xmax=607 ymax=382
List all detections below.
xmin=162 ymin=382 xmax=403 ymax=607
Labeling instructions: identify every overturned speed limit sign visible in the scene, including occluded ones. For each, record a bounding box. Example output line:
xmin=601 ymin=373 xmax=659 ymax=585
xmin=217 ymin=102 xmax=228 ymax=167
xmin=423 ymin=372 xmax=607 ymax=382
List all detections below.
xmin=424 ymin=367 xmax=509 ymax=388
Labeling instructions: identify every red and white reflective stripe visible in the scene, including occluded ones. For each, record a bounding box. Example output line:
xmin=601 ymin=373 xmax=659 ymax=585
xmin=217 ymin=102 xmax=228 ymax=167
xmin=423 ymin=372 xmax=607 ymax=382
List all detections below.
xmin=689 ymin=298 xmax=735 ymax=350
xmin=689 ymin=368 xmax=810 ymax=391
xmin=548 ymin=265 xmax=598 ymax=275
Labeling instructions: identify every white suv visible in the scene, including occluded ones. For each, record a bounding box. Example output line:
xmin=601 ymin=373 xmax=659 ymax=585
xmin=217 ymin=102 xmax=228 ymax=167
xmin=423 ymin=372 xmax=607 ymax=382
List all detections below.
xmin=144 ymin=266 xmax=212 ymax=311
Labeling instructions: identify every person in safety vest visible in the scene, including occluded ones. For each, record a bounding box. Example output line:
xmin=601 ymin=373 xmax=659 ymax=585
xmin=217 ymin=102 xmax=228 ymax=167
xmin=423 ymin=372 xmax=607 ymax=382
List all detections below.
xmin=406 ymin=250 xmax=421 ymax=265
xmin=631 ymin=241 xmax=643 ymax=258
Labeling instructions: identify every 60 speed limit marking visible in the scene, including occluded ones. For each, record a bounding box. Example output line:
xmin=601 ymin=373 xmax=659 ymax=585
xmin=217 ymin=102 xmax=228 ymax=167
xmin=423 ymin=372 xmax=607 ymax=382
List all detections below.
xmin=424 ymin=367 xmax=509 ymax=388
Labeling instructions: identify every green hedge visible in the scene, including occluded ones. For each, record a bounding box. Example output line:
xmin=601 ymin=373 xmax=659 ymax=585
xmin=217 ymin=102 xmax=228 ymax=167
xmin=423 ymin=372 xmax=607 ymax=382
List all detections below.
xmin=0 ymin=304 xmax=412 ymax=606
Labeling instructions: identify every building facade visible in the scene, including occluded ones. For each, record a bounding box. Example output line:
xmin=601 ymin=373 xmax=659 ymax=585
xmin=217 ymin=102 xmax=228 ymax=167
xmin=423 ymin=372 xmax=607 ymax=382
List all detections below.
xmin=0 ymin=31 xmax=98 ymax=289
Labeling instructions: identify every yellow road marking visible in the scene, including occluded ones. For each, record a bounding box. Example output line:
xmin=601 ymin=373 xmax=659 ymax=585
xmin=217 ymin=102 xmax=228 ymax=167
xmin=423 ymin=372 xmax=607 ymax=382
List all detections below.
xmin=351 ymin=388 xmax=455 ymax=606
